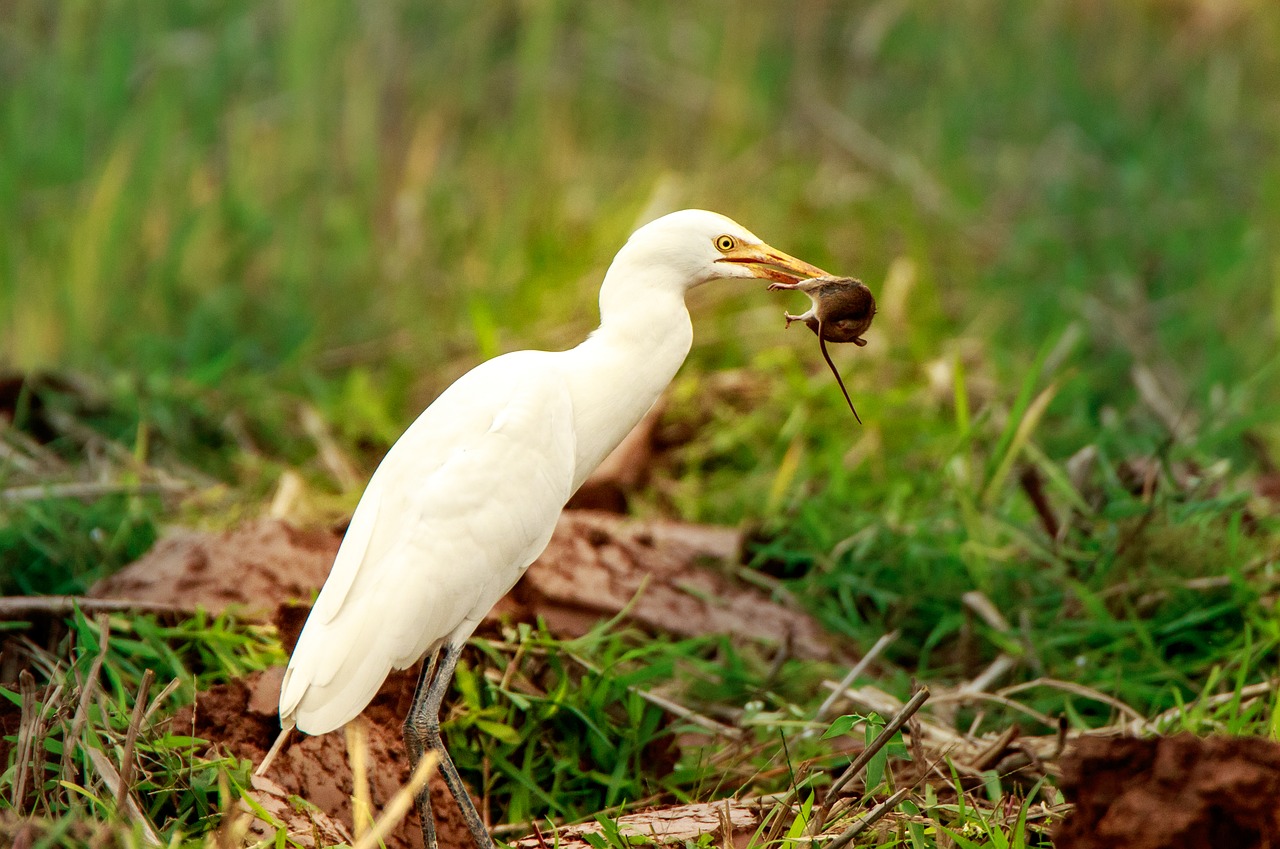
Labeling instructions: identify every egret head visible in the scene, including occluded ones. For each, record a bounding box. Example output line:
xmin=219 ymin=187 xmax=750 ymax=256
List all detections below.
xmin=617 ymin=209 xmax=829 ymax=291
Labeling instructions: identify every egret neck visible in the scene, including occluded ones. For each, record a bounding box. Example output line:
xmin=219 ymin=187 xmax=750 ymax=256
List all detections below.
xmin=562 ymin=265 xmax=695 ymax=491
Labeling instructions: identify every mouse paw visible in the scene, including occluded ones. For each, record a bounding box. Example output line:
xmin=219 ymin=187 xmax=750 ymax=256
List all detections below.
xmin=767 ymin=282 xmax=798 ymax=291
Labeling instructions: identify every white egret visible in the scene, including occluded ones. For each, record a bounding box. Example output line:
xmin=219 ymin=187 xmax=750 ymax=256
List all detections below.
xmin=257 ymin=209 xmax=830 ymax=849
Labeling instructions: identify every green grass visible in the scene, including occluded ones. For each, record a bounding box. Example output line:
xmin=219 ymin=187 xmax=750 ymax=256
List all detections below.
xmin=3 ymin=0 xmax=1280 ymax=846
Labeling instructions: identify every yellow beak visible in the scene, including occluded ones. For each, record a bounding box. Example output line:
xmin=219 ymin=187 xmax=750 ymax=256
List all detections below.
xmin=715 ymin=243 xmax=831 ymax=285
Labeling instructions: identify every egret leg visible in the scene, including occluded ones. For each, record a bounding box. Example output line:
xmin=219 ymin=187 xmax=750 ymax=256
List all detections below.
xmin=403 ymin=650 xmax=441 ymax=849
xmin=404 ymin=643 xmax=495 ymax=849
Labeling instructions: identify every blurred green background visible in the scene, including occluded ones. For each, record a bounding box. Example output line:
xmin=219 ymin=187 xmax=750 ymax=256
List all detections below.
xmin=4 ymin=0 xmax=1280 ymax=737
xmin=6 ymin=1 xmax=1277 ymax=400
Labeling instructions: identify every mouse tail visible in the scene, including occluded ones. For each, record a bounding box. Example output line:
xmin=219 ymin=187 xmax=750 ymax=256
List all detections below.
xmin=818 ymin=333 xmax=861 ymax=424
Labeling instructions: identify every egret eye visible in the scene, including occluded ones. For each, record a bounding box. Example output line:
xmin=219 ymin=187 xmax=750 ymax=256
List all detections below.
xmin=715 ymin=235 xmax=737 ymax=252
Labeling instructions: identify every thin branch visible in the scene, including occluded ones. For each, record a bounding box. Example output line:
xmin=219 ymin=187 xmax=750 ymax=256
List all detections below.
xmin=0 ymin=596 xmax=193 ymax=619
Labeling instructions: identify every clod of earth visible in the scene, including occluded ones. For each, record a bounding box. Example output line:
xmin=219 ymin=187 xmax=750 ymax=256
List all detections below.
xmin=1054 ymin=733 xmax=1280 ymax=849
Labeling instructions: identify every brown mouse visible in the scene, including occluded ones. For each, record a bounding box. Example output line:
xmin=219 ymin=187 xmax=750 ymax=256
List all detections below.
xmin=768 ymin=276 xmax=876 ymax=422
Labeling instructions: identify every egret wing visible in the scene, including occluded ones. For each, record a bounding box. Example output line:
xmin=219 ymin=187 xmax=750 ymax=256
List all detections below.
xmin=279 ymin=352 xmax=577 ymax=733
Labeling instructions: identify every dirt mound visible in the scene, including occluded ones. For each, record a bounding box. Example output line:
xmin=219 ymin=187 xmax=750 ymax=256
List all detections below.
xmin=176 ymin=667 xmax=472 ymax=849
xmin=1054 ymin=733 xmax=1280 ymax=849
xmin=91 ymin=512 xmax=835 ymax=659
xmin=91 ymin=520 xmax=341 ymax=617
xmin=503 ymin=511 xmax=835 ymax=659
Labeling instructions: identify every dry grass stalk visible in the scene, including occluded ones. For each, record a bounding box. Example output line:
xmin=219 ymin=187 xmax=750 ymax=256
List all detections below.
xmin=350 ymin=751 xmax=439 ymax=849
xmin=58 ymin=613 xmax=110 ymax=796
xmin=116 ymin=668 xmax=154 ymax=812
xmin=813 ymin=631 xmax=899 ymax=727
xmin=346 ymin=719 xmax=373 ymax=840
xmin=970 ymin=724 xmax=1020 ymax=772
xmin=140 ymin=677 xmax=183 ymax=727
xmin=12 ymin=669 xmax=39 ymax=811
xmin=84 ymin=748 xmax=161 ymax=846
xmin=961 ymin=592 xmax=1012 ymax=633
xmin=997 ymin=676 xmax=1146 ymax=727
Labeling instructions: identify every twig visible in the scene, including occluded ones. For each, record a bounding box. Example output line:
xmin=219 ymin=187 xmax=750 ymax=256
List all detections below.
xmin=117 ymin=668 xmax=155 ymax=812
xmin=815 ymin=687 xmax=929 ymax=834
xmin=826 ymin=686 xmax=930 ymax=799
xmin=45 ymin=408 xmax=214 ymax=490
xmin=823 ymin=788 xmax=911 ymax=849
xmin=0 ymin=596 xmax=192 ymax=619
xmin=0 ymin=437 xmax=41 ymax=474
xmin=347 ymin=720 xmax=373 ymax=840
xmin=1132 ymin=364 xmax=1197 ymax=443
xmin=930 ymin=691 xmax=1056 ymax=730
xmin=814 ymin=631 xmax=899 ymax=726
xmin=824 ymin=683 xmax=967 ymax=751
xmin=301 ymin=404 xmax=362 ymax=491
xmin=1017 ymin=465 xmax=1060 ymax=539
xmin=0 ymin=480 xmax=187 ymax=503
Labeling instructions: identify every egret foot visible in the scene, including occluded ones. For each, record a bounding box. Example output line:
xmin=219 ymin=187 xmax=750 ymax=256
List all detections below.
xmin=404 ymin=644 xmax=495 ymax=849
